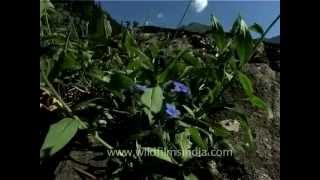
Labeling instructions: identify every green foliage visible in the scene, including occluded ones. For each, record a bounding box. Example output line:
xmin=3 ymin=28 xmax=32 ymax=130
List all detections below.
xmin=40 ymin=2 xmax=276 ymax=178
xmin=40 ymin=118 xmax=79 ymax=158
xmin=140 ymin=86 xmax=164 ymax=113
xmin=238 ymin=72 xmax=254 ymax=96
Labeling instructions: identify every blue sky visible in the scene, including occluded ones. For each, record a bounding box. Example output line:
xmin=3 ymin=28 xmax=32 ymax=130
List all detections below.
xmin=100 ymin=1 xmax=280 ymax=38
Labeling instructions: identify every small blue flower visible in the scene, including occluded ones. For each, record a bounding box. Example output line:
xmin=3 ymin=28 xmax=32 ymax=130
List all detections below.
xmin=135 ymin=84 xmax=148 ymax=92
xmin=172 ymin=81 xmax=191 ymax=95
xmin=165 ymin=103 xmax=181 ymax=118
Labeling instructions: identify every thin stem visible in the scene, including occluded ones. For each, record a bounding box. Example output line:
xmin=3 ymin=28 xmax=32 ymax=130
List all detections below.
xmin=249 ymin=14 xmax=280 ymax=61
xmin=64 ymin=30 xmax=72 ymax=53
xmin=171 ymin=0 xmax=193 ymax=40
xmin=177 ymin=0 xmax=193 ymax=28
xmin=94 ymin=131 xmax=114 ymax=149
xmin=44 ymin=9 xmax=52 ymax=35
xmin=41 ymin=70 xmax=72 ymax=113
xmin=72 ymin=166 xmax=97 ymax=180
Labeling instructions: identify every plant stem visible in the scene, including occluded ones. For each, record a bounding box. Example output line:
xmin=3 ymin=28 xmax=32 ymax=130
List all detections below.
xmin=64 ymin=30 xmax=72 ymax=53
xmin=177 ymin=0 xmax=193 ymax=28
xmin=41 ymin=70 xmax=73 ymax=113
xmin=171 ymin=0 xmax=193 ymax=40
xmin=94 ymin=131 xmax=114 ymax=149
xmin=44 ymin=9 xmax=52 ymax=35
xmin=249 ymin=14 xmax=280 ymax=61
xmin=72 ymin=166 xmax=97 ymax=180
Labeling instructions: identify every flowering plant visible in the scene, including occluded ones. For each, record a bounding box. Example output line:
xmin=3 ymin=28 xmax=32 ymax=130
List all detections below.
xmin=40 ymin=1 xmax=277 ymax=179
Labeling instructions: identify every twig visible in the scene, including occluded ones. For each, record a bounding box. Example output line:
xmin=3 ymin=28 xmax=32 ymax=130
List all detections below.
xmin=94 ymin=131 xmax=114 ymax=149
xmin=248 ymin=14 xmax=280 ymax=63
xmin=72 ymin=166 xmax=97 ymax=180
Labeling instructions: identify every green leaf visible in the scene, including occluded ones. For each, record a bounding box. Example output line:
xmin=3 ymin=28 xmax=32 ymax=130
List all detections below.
xmin=184 ymin=173 xmax=199 ymax=180
xmin=188 ymin=128 xmax=207 ymax=149
xmin=182 ymin=51 xmax=201 ymax=67
xmin=108 ymin=73 xmax=134 ymax=90
xmin=212 ymin=124 xmax=232 ymax=138
xmin=123 ymin=31 xmax=137 ymax=57
xmin=135 ymin=49 xmax=153 ymax=69
xmin=231 ymin=16 xmax=253 ymax=65
xmin=238 ymin=116 xmax=255 ymax=150
xmin=157 ymin=58 xmax=182 ymax=84
xmin=250 ymin=23 xmax=264 ymax=35
xmin=140 ymin=86 xmax=164 ymax=113
xmin=60 ymin=52 xmax=81 ymax=71
xmin=182 ymin=105 xmax=195 ymax=119
xmin=40 ymin=118 xmax=79 ymax=158
xmin=238 ymin=72 xmax=254 ymax=96
xmin=143 ymin=147 xmax=176 ymax=164
xmin=40 ymin=0 xmax=54 ymax=17
xmin=175 ymin=130 xmax=192 ymax=161
xmin=211 ymin=15 xmax=226 ymax=51
xmin=143 ymin=107 xmax=154 ymax=125
xmin=249 ymin=95 xmax=268 ymax=110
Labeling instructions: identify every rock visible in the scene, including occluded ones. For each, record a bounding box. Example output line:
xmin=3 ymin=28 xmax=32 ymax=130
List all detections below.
xmin=244 ymin=63 xmax=280 ymax=180
xmin=54 ymin=149 xmax=109 ymax=180
xmin=217 ymin=63 xmax=280 ymax=180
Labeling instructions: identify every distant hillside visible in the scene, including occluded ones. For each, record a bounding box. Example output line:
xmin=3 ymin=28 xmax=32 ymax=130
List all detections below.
xmin=180 ymin=22 xmax=210 ymax=33
xmin=265 ymin=35 xmax=280 ymax=44
xmin=52 ymin=0 xmax=122 ymax=35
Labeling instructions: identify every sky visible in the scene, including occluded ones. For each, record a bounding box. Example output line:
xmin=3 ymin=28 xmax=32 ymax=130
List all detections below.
xmin=100 ymin=0 xmax=280 ymax=38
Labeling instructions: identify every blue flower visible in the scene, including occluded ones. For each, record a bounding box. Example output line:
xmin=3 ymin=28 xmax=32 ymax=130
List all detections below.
xmin=172 ymin=81 xmax=191 ymax=95
xmin=135 ymin=84 xmax=148 ymax=92
xmin=165 ymin=103 xmax=181 ymax=118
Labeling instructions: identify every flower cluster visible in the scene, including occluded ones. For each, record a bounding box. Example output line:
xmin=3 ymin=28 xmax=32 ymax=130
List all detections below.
xmin=172 ymin=81 xmax=191 ymax=95
xmin=136 ymin=81 xmax=190 ymax=119
xmin=165 ymin=103 xmax=181 ymax=118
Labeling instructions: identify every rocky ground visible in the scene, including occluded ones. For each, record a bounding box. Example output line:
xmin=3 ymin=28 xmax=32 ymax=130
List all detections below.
xmin=47 ymin=32 xmax=280 ymax=180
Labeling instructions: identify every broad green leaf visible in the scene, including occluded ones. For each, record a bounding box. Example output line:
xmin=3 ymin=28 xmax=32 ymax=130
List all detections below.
xmin=143 ymin=147 xmax=176 ymax=164
xmin=183 ymin=173 xmax=199 ymax=180
xmin=249 ymin=95 xmax=268 ymax=110
xmin=250 ymin=23 xmax=264 ymax=35
xmin=60 ymin=52 xmax=81 ymax=71
xmin=88 ymin=67 xmax=110 ymax=83
xmin=157 ymin=58 xmax=179 ymax=83
xmin=231 ymin=16 xmax=253 ymax=65
xmin=143 ymin=107 xmax=154 ymax=125
xmin=108 ymin=73 xmax=134 ymax=90
xmin=211 ymin=15 xmax=226 ymax=51
xmin=238 ymin=117 xmax=255 ymax=150
xmin=231 ymin=16 xmax=250 ymax=37
xmin=148 ymin=41 xmax=160 ymax=58
xmin=40 ymin=0 xmax=54 ymax=17
xmin=188 ymin=128 xmax=207 ymax=149
xmin=177 ymin=121 xmax=214 ymax=147
xmin=175 ymin=130 xmax=192 ymax=161
xmin=40 ymin=118 xmax=79 ymax=158
xmin=238 ymin=72 xmax=254 ymax=96
xmin=182 ymin=51 xmax=200 ymax=67
xmin=140 ymin=86 xmax=164 ymax=113
xmin=236 ymin=35 xmax=253 ymax=66
xmin=123 ymin=31 xmax=137 ymax=57
xmin=135 ymin=49 xmax=153 ymax=69
xmin=182 ymin=105 xmax=195 ymax=119
xmin=212 ymin=124 xmax=232 ymax=138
